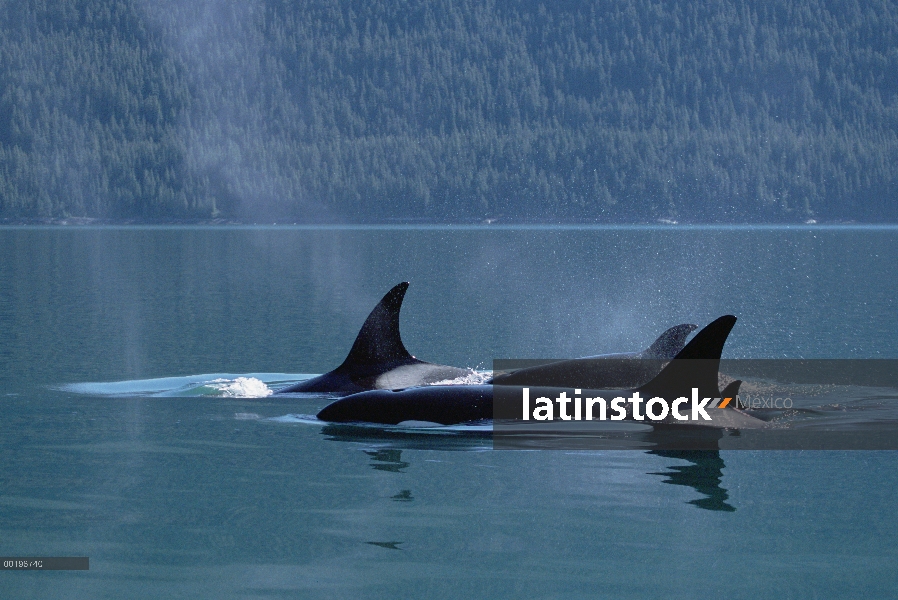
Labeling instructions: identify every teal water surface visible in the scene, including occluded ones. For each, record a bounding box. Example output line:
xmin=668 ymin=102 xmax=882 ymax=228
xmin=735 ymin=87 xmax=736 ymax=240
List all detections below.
xmin=1 ymin=226 xmax=897 ymax=598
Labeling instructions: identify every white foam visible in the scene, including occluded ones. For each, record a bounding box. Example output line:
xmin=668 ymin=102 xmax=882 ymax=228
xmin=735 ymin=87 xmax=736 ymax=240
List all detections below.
xmin=429 ymin=370 xmax=492 ymax=386
xmin=207 ymin=377 xmax=273 ymax=398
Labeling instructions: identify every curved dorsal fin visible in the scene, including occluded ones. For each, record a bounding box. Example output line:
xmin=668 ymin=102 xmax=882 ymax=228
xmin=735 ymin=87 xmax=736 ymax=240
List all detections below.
xmin=639 ymin=315 xmax=737 ymax=399
xmin=670 ymin=315 xmax=736 ymax=361
xmin=339 ymin=282 xmax=414 ymax=368
xmin=644 ymin=324 xmax=699 ymax=359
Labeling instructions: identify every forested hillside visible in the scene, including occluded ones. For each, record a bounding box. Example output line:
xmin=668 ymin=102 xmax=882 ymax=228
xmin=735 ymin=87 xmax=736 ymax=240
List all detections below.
xmin=1 ymin=0 xmax=896 ymax=222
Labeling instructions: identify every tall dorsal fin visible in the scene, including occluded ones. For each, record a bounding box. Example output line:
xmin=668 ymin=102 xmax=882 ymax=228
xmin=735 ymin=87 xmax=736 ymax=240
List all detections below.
xmin=639 ymin=315 xmax=737 ymax=400
xmin=339 ymin=282 xmax=415 ymax=368
xmin=643 ymin=324 xmax=699 ymax=359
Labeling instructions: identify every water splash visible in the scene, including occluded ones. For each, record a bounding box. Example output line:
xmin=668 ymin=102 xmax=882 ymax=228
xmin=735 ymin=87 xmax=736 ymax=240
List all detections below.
xmin=429 ymin=370 xmax=492 ymax=386
xmin=207 ymin=377 xmax=273 ymax=398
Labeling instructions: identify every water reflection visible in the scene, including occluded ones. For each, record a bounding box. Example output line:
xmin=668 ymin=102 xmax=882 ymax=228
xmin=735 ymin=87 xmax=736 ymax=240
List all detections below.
xmin=365 ymin=541 xmax=404 ymax=550
xmin=320 ymin=423 xmax=492 ymax=452
xmin=391 ymin=489 xmax=414 ymax=502
xmin=364 ymin=449 xmax=409 ymax=473
xmin=648 ymin=450 xmax=736 ymax=512
xmin=326 ymin=424 xmax=737 ymax=512
xmin=360 ymin=450 xmax=412 ymax=552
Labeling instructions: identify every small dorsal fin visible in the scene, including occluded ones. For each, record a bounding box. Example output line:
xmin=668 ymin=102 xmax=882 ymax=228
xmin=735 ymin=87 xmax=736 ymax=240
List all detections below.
xmin=639 ymin=315 xmax=737 ymax=400
xmin=339 ymin=282 xmax=415 ymax=368
xmin=719 ymin=380 xmax=742 ymax=407
xmin=643 ymin=324 xmax=699 ymax=359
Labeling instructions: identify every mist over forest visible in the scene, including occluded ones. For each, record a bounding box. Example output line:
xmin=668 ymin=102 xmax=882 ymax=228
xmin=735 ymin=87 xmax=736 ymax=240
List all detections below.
xmin=1 ymin=0 xmax=896 ymax=223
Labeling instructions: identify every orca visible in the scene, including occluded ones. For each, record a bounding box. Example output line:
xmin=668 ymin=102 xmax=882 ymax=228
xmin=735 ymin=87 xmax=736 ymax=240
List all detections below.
xmin=276 ymin=282 xmax=473 ymax=394
xmin=316 ymin=315 xmax=767 ymax=429
xmin=316 ymin=384 xmax=493 ymax=425
xmin=488 ymin=323 xmax=698 ymax=388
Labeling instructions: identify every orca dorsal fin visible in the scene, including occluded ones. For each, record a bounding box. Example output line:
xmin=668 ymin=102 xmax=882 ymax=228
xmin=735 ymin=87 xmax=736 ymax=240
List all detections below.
xmin=339 ymin=282 xmax=415 ymax=368
xmin=720 ymin=380 xmax=742 ymax=407
xmin=639 ymin=315 xmax=737 ymax=400
xmin=643 ymin=324 xmax=699 ymax=359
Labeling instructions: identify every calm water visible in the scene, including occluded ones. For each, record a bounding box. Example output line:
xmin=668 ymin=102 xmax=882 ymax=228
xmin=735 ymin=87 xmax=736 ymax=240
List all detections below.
xmin=1 ymin=226 xmax=897 ymax=598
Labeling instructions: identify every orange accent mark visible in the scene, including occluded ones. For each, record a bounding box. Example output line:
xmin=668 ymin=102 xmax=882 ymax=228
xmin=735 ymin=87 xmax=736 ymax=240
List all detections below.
xmin=718 ymin=397 xmax=732 ymax=409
